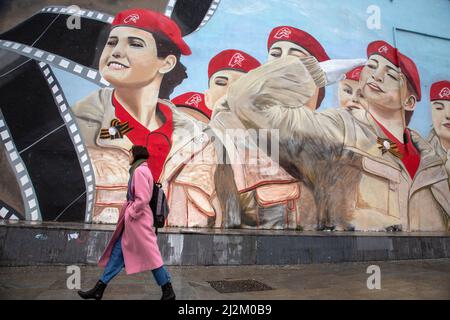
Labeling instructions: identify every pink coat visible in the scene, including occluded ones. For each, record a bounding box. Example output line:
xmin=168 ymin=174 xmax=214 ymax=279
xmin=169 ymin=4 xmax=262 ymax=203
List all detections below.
xmin=98 ymin=163 xmax=163 ymax=274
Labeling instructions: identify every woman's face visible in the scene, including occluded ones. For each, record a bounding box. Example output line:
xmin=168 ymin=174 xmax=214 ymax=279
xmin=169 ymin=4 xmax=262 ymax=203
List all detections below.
xmin=431 ymin=100 xmax=450 ymax=145
xmin=267 ymin=41 xmax=310 ymax=61
xmin=360 ymin=55 xmax=415 ymax=113
xmin=205 ymin=69 xmax=245 ymax=110
xmin=338 ymin=79 xmax=365 ymax=110
xmin=99 ymin=26 xmax=167 ymax=88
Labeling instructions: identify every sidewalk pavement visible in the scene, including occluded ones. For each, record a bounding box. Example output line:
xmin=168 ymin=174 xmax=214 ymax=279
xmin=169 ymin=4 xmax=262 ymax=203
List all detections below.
xmin=0 ymin=259 xmax=449 ymax=300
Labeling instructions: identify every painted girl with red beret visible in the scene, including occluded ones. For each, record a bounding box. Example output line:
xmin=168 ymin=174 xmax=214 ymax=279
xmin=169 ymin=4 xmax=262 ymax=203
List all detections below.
xmin=427 ymin=80 xmax=450 ymax=177
xmin=267 ymin=26 xmax=330 ymax=110
xmin=171 ymin=92 xmax=212 ymax=123
xmin=74 ymin=8 xmax=205 ymax=300
xmin=338 ymin=66 xmax=366 ymax=110
xmin=226 ymin=40 xmax=450 ymax=232
xmin=72 ymin=9 xmax=201 ymax=224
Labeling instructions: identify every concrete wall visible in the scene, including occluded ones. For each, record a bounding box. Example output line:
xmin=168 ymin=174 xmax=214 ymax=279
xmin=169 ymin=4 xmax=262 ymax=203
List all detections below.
xmin=1 ymin=223 xmax=450 ymax=266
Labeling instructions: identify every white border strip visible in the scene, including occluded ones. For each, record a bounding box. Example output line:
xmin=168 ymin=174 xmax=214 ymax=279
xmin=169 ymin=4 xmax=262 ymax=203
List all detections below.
xmin=0 ymin=111 xmax=41 ymax=221
xmin=36 ymin=62 xmax=95 ymax=223
xmin=0 ymin=40 xmax=110 ymax=88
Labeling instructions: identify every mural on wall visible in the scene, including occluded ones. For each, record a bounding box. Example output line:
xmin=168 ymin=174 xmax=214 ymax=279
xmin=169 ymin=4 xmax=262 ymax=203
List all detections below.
xmin=0 ymin=0 xmax=449 ymax=232
xmin=428 ymin=81 xmax=450 ymax=172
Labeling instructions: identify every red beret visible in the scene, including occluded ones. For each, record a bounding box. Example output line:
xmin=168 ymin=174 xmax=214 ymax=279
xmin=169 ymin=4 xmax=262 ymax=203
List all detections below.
xmin=208 ymin=49 xmax=261 ymax=79
xmin=171 ymin=92 xmax=212 ymax=119
xmin=345 ymin=66 xmax=364 ymax=82
xmin=430 ymin=80 xmax=450 ymax=101
xmin=267 ymin=26 xmax=330 ymax=62
xmin=112 ymin=8 xmax=191 ymax=55
xmin=367 ymin=40 xmax=421 ymax=101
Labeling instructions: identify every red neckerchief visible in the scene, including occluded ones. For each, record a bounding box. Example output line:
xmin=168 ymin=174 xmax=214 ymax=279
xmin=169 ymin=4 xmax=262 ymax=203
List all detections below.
xmin=113 ymin=92 xmax=173 ymax=181
xmin=372 ymin=116 xmax=420 ymax=179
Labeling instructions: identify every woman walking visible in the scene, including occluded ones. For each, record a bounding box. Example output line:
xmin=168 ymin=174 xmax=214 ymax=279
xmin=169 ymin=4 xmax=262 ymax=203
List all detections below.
xmin=78 ymin=145 xmax=175 ymax=300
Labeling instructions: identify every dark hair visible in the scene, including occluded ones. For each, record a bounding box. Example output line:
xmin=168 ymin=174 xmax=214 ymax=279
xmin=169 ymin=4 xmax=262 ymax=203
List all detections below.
xmin=404 ymin=80 xmax=419 ymax=126
xmin=153 ymin=32 xmax=188 ymax=100
xmin=131 ymin=145 xmax=149 ymax=162
xmin=405 ymin=111 xmax=413 ymax=126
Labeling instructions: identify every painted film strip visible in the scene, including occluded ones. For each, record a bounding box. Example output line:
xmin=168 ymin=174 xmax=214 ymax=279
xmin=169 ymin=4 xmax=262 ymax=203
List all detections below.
xmin=164 ymin=0 xmax=221 ymax=33
xmin=0 ymin=201 xmax=23 ymax=221
xmin=40 ymin=6 xmax=114 ymax=24
xmin=196 ymin=0 xmax=221 ymax=31
xmin=37 ymin=62 xmax=95 ymax=223
xmin=41 ymin=3 xmax=220 ymax=33
xmin=0 ymin=39 xmax=110 ymax=88
xmin=164 ymin=0 xmax=178 ymax=17
xmin=0 ymin=111 xmax=41 ymax=221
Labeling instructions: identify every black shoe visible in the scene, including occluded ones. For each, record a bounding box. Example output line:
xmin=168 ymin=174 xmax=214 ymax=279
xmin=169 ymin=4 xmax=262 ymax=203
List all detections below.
xmin=386 ymin=224 xmax=403 ymax=232
xmin=161 ymin=282 xmax=176 ymax=300
xmin=78 ymin=280 xmax=107 ymax=300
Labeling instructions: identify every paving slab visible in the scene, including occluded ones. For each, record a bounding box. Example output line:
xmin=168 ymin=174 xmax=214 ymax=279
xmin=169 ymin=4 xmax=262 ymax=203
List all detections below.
xmin=0 ymin=259 xmax=448 ymax=300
